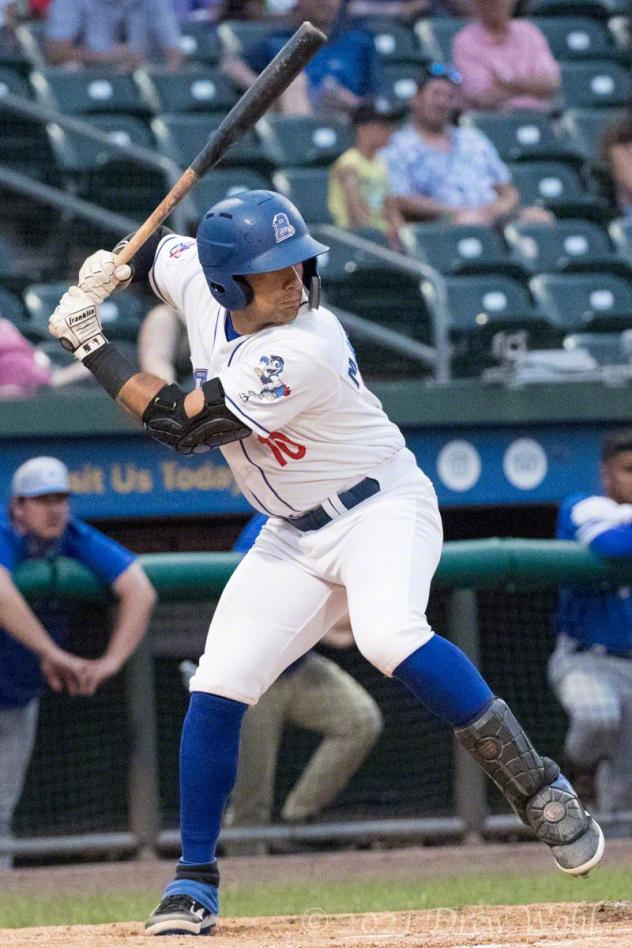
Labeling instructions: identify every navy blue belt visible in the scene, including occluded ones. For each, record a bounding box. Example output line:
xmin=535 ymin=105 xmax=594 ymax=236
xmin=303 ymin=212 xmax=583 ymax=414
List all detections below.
xmin=286 ymin=477 xmax=380 ymax=532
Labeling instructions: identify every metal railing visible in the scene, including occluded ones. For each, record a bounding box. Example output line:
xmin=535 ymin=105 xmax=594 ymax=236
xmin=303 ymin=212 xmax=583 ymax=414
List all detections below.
xmin=0 ymin=89 xmax=191 ymax=233
xmin=314 ymin=224 xmax=452 ymax=384
xmin=2 ymin=539 xmax=629 ymax=860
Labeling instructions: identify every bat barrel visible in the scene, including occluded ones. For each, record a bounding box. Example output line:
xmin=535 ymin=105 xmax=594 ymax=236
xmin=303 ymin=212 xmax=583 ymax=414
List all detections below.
xmin=190 ymin=21 xmax=326 ymax=176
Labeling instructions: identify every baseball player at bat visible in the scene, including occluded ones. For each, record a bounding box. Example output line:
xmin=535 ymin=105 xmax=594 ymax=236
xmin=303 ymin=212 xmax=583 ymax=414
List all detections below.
xmin=50 ymin=190 xmax=603 ymax=936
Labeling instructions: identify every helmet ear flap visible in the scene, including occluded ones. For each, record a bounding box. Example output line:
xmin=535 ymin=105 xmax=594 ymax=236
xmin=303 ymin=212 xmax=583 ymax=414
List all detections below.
xmin=208 ymin=275 xmax=253 ymax=310
xmin=234 ymin=276 xmax=253 ymax=308
xmin=303 ymin=257 xmax=320 ymax=309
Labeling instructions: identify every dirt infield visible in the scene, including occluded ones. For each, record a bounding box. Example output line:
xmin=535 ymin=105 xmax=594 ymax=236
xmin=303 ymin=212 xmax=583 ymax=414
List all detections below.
xmin=4 ymin=842 xmax=632 ymax=947
xmin=3 ymin=902 xmax=632 ymax=948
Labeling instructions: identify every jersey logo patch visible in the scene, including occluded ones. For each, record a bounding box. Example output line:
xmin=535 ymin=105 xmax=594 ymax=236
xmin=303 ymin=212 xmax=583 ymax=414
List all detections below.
xmin=240 ymin=355 xmax=291 ymax=403
xmin=193 ymin=368 xmax=208 ymax=388
xmin=166 ymin=239 xmax=195 ymax=263
xmin=272 ymin=213 xmax=295 ymax=243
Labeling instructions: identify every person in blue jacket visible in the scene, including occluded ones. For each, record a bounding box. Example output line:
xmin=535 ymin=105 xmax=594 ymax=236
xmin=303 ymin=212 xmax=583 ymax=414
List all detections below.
xmin=549 ymin=429 xmax=632 ymax=825
xmin=0 ymin=456 xmax=156 ymax=868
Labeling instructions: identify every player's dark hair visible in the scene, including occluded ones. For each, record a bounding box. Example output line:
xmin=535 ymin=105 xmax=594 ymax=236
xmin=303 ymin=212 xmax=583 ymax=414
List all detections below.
xmin=602 ymin=429 xmax=632 ymax=461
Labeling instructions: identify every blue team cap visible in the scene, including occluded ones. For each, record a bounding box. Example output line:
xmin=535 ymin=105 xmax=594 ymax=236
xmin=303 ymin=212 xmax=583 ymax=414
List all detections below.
xmin=11 ymin=457 xmax=71 ymax=498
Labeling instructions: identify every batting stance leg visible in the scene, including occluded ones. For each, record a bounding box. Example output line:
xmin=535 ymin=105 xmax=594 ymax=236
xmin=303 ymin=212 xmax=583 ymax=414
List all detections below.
xmin=336 ymin=472 xmax=603 ymax=877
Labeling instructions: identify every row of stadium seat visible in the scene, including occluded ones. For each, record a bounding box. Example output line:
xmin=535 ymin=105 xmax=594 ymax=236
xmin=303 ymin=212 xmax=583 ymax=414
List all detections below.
xmin=3 ymin=259 xmax=632 ymax=377
xmin=1 ymin=61 xmax=629 ymax=120
xmin=3 ymin=14 xmax=629 ymax=77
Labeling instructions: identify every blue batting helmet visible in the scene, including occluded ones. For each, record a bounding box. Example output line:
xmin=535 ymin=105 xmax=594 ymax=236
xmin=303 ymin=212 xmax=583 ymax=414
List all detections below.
xmin=196 ymin=190 xmax=329 ymax=311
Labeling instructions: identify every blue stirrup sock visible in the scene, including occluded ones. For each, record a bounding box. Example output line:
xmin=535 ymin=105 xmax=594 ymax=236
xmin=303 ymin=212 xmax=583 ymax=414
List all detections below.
xmin=394 ymin=634 xmax=493 ymax=727
xmin=177 ymin=691 xmax=247 ymax=888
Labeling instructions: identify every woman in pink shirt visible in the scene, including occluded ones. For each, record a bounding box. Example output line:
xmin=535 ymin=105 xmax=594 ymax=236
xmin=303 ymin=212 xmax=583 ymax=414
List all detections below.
xmin=452 ymin=0 xmax=560 ymax=113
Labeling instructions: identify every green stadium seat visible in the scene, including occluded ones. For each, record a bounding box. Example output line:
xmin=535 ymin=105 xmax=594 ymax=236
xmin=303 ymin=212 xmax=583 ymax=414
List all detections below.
xmin=0 ymin=285 xmax=28 ymax=328
xmin=24 ymin=283 xmax=145 ymax=341
xmin=509 ymin=160 xmax=604 ymax=219
xmin=31 ymin=68 xmax=148 ymax=116
xmin=318 ymin=229 xmax=435 ymax=369
xmin=135 ymin=66 xmax=238 ymax=114
xmin=378 ymin=61 xmax=421 ymax=105
xmin=217 ymin=20 xmax=278 ymax=56
xmin=0 ymin=64 xmax=31 ymax=98
xmin=0 ymin=67 xmax=54 ymax=179
xmin=532 ymin=16 xmax=619 ymax=61
xmin=178 ymin=22 xmax=222 ymax=65
xmin=152 ymin=113 xmax=269 ymax=171
xmin=460 ymin=111 xmax=570 ymax=162
xmin=272 ymin=167 xmax=331 ymax=224
xmin=504 ymin=219 xmax=623 ymax=274
xmin=413 ymin=18 xmax=462 ymax=61
xmin=361 ymin=19 xmax=426 ymax=63
xmin=189 ymin=168 xmax=270 ymax=218
xmin=46 ymin=114 xmax=166 ymax=216
xmin=256 ymin=115 xmax=353 ymax=167
xmin=560 ymin=106 xmax=624 ymax=164
xmin=563 ymin=331 xmax=632 ymax=365
xmin=526 ymin=0 xmax=629 ymax=18
xmin=560 ymin=61 xmax=630 ymax=109
xmin=400 ymin=223 xmax=526 ymax=278
xmin=530 ymin=271 xmax=632 ymax=331
xmin=14 ymin=21 xmax=46 ymax=69
xmin=0 ymin=28 xmax=29 ymax=73
xmin=422 ymin=273 xmax=554 ymax=375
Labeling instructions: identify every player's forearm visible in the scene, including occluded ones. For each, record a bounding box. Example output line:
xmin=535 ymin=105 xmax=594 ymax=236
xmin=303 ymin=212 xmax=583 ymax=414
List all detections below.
xmin=0 ymin=569 xmax=65 ymax=660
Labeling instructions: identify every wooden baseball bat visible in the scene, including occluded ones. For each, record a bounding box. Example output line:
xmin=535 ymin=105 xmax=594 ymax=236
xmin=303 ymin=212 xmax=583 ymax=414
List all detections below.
xmin=114 ymin=21 xmax=326 ymax=267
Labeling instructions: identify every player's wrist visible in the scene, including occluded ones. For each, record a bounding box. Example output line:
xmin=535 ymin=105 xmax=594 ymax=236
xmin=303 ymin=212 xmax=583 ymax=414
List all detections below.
xmin=71 ymin=332 xmax=109 ymax=362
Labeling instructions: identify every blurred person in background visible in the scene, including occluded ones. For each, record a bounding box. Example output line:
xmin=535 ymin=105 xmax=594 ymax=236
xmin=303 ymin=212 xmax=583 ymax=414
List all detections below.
xmin=221 ymin=0 xmax=383 ymax=117
xmin=174 ymin=0 xmax=225 ymax=22
xmin=452 ymin=0 xmax=560 ymax=113
xmin=0 ymin=456 xmax=156 ymax=868
xmin=0 ymin=317 xmax=53 ymax=398
xmin=328 ymin=100 xmax=405 ymax=249
xmin=138 ymin=302 xmax=191 ymax=386
xmin=549 ymin=430 xmax=632 ymax=834
xmin=182 ymin=512 xmax=383 ymax=856
xmin=381 ymin=64 xmax=553 ymax=226
xmin=603 ymin=108 xmax=632 ymax=220
xmin=44 ymin=0 xmax=183 ymax=71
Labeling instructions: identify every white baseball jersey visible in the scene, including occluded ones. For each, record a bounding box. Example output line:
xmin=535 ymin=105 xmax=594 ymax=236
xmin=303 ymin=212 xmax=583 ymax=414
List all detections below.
xmin=149 ymin=233 xmax=406 ymax=517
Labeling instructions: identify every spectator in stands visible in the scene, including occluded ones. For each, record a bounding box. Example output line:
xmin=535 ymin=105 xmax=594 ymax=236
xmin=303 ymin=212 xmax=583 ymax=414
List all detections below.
xmin=328 ymin=100 xmax=405 ymax=249
xmin=0 ymin=318 xmax=53 ymax=398
xmin=603 ymin=109 xmax=632 ymax=220
xmin=549 ymin=430 xmax=632 ymax=831
xmin=0 ymin=456 xmax=156 ymax=868
xmin=44 ymin=0 xmax=183 ymax=71
xmin=181 ymin=513 xmax=383 ymax=856
xmin=344 ymin=0 xmax=471 ymax=20
xmin=452 ymin=0 xmax=560 ymax=113
xmin=381 ymin=64 xmax=553 ymax=226
xmin=221 ymin=0 xmax=383 ymax=116
xmin=138 ymin=302 xmax=190 ymax=385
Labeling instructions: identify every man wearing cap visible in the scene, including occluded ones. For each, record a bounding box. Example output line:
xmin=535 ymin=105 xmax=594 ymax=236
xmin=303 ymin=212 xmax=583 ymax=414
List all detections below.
xmin=0 ymin=456 xmax=156 ymax=868
xmin=381 ymin=64 xmax=552 ymax=226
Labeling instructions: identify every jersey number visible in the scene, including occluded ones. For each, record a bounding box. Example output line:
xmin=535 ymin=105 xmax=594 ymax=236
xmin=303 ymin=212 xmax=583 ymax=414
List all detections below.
xmin=258 ymin=431 xmax=306 ymax=467
xmin=347 ymin=357 xmax=360 ymax=389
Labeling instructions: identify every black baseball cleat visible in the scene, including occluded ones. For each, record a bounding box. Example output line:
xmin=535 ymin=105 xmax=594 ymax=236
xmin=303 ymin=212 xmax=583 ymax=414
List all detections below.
xmin=145 ymin=893 xmax=218 ymax=936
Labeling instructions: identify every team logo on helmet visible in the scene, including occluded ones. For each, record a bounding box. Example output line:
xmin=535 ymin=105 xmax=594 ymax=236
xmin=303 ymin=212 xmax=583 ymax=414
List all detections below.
xmin=272 ymin=213 xmax=295 ymax=244
xmin=240 ymin=355 xmax=291 ymax=404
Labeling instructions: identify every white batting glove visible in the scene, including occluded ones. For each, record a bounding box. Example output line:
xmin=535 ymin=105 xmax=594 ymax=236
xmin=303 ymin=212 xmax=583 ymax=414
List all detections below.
xmin=78 ymin=249 xmax=132 ymax=303
xmin=49 ymin=285 xmax=108 ymax=361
